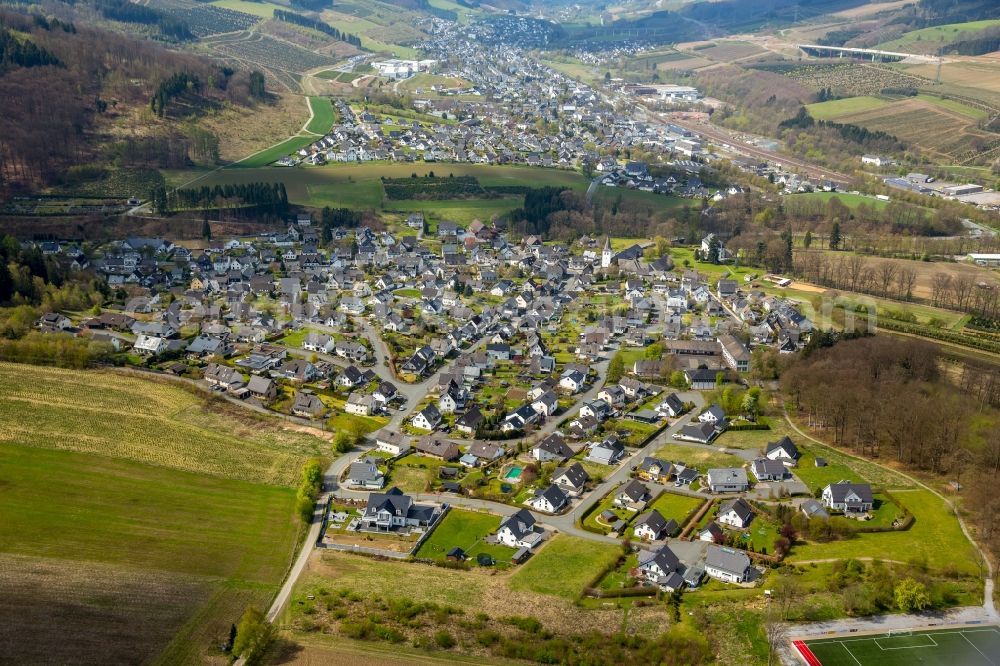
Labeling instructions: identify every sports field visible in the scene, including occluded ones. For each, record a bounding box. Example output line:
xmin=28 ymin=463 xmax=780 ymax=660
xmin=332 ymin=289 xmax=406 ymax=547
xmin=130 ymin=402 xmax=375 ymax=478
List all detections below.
xmin=796 ymin=626 xmax=1000 ymax=666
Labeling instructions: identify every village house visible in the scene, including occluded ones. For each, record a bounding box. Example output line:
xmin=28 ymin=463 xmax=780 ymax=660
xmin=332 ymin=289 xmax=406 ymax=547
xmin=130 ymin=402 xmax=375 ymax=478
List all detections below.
xmin=750 ymin=458 xmax=789 ymax=482
xmin=345 ymin=393 xmax=376 ymax=416
xmin=717 ymin=498 xmax=755 ymax=529
xmin=415 ymin=436 xmax=459 ymax=461
xmin=412 ymin=404 xmax=443 ymax=431
xmin=613 ymin=479 xmax=652 ymax=512
xmin=348 ymin=460 xmax=386 ymax=490
xmin=707 ymin=468 xmax=750 ymax=493
xmin=360 ymin=487 xmax=438 ymax=532
xmin=291 ymin=391 xmax=326 ymax=419
xmin=636 ymin=545 xmax=684 ymax=591
xmin=822 ymin=481 xmax=874 ymax=514
xmin=376 ymin=430 xmax=411 ymax=456
xmin=764 ymin=436 xmax=800 ymax=466
xmin=526 ymin=484 xmax=568 ymax=513
xmin=495 ymin=509 xmax=545 ymax=549
xmin=533 ymin=433 xmax=574 ymax=462
xmin=552 ymin=462 xmax=589 ymax=496
xmin=636 ymin=457 xmax=674 ymax=484
xmin=634 ymin=509 xmax=676 ymax=541
xmin=705 ymin=546 xmax=752 ymax=584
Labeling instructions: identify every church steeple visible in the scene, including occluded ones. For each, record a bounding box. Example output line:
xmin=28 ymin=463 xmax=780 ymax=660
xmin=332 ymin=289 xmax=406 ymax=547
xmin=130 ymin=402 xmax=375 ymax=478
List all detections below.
xmin=601 ymin=236 xmax=613 ymax=268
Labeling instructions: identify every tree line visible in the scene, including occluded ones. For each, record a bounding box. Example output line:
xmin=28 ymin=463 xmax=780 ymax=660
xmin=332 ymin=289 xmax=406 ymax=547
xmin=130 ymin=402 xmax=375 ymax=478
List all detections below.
xmin=779 ymin=107 xmax=904 ymax=153
xmin=273 ymin=9 xmax=362 ymax=47
xmin=943 ymin=26 xmax=1000 ymax=56
xmin=793 ymin=251 xmax=920 ymax=302
xmin=320 ymin=207 xmax=363 ymax=242
xmin=92 ymin=0 xmax=192 ymax=41
xmin=782 ymin=334 xmax=1000 ymax=576
xmin=0 ymin=24 xmax=61 ymax=72
xmin=153 ymin=182 xmax=289 ymax=215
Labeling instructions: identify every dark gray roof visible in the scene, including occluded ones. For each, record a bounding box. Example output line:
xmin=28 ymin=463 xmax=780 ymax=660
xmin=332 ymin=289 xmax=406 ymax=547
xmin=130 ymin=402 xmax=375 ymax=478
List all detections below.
xmin=825 ymin=481 xmax=873 ymax=504
xmin=719 ymin=498 xmax=754 ymax=522
xmin=554 ymin=462 xmax=589 ymax=488
xmin=706 ymin=546 xmax=751 ymax=575
xmin=765 ymin=436 xmax=800 ymax=459
xmin=499 ymin=508 xmax=536 ymax=539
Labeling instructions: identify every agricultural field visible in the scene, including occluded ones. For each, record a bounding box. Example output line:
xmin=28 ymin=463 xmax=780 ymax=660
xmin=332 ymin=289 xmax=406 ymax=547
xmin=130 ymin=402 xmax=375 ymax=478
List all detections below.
xmin=0 ymin=363 xmax=327 ymax=485
xmin=805 ymin=94 xmax=998 ymax=163
xmin=657 ymin=54 xmax=713 ymax=70
xmin=592 ymin=186 xmax=692 ymax=213
xmin=784 ymin=191 xmax=894 ymax=212
xmin=805 ymin=95 xmax=893 ymax=121
xmin=315 ymin=69 xmax=364 ymax=83
xmin=209 ymin=0 xmax=281 ymax=19
xmin=384 ymin=197 xmax=522 ymax=225
xmin=320 ymin=7 xmax=423 ymax=58
xmin=508 ymin=535 xmax=621 ymax=600
xmin=690 ymin=40 xmax=768 ymax=62
xmin=215 ymin=33 xmax=338 ymax=74
xmin=782 ymin=62 xmax=931 ymax=98
xmin=160 ymin=1 xmax=260 ymax=37
xmin=305 ymin=96 xmax=336 ymax=135
xmin=0 ymin=552 xmax=212 ymax=666
xmin=234 ymin=134 xmax=318 ymax=167
xmin=902 ymin=60 xmax=1000 ymax=97
xmin=793 ymin=248 xmax=1000 ymax=304
xmin=0 ymin=440 xmax=302 ymax=664
xmin=877 ymin=19 xmax=1000 ymax=54
xmin=192 ymin=163 xmax=590 ymax=210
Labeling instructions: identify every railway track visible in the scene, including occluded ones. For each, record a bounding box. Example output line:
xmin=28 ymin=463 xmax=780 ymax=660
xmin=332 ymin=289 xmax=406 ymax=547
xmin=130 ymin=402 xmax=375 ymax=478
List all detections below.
xmin=661 ymin=113 xmax=854 ymax=185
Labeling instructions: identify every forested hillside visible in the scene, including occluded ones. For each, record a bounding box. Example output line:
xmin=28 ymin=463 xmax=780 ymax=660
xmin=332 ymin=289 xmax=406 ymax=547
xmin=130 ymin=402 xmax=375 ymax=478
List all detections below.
xmin=0 ymin=9 xmax=268 ymax=190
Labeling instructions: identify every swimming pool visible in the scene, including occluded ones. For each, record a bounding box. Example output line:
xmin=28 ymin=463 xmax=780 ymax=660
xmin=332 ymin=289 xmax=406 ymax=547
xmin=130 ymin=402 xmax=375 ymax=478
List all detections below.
xmin=503 ymin=466 xmax=523 ymax=481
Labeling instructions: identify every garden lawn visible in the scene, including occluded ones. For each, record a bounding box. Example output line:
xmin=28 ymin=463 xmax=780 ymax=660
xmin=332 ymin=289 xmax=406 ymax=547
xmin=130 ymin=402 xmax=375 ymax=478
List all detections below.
xmin=279 ymin=327 xmax=319 ymax=348
xmin=581 ymin=494 xmax=637 ymax=535
xmin=794 ymin=450 xmax=861 ymax=493
xmin=653 ymin=443 xmax=746 ymax=472
xmin=326 ymin=412 xmax=388 ymax=437
xmin=597 ymin=553 xmax=641 ymax=591
xmin=390 ymin=454 xmax=456 ymax=492
xmin=648 ymin=491 xmax=705 ymax=528
xmin=414 ymin=509 xmax=516 ymax=564
xmin=789 ymin=489 xmax=979 ymax=573
xmin=509 ymin=535 xmax=620 ymax=599
xmin=713 ymin=420 xmax=795 ymax=451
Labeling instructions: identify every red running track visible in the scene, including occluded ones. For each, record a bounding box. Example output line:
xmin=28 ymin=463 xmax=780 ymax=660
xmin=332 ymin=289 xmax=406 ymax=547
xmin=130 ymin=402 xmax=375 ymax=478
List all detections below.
xmin=793 ymin=640 xmax=823 ymax=666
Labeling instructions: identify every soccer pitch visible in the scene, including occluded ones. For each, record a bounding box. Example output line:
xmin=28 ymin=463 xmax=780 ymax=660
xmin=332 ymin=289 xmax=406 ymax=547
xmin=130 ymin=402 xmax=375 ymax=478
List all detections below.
xmin=795 ymin=626 xmax=1000 ymax=666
